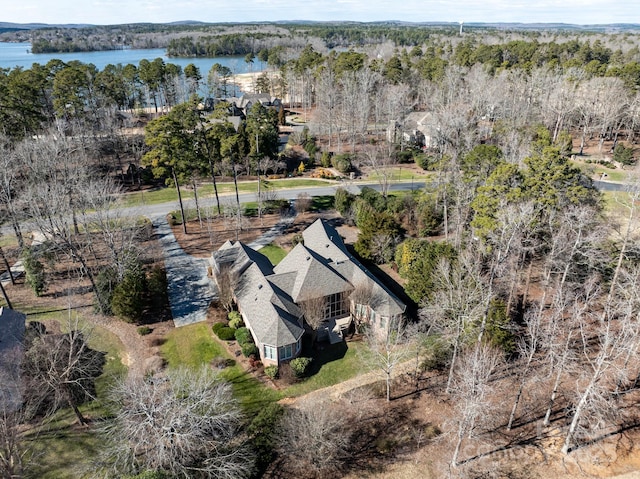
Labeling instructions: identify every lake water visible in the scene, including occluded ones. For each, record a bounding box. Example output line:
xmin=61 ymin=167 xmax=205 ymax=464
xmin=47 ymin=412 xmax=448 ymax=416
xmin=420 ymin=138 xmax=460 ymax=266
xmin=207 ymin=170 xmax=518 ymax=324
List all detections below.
xmin=0 ymin=42 xmax=258 ymax=74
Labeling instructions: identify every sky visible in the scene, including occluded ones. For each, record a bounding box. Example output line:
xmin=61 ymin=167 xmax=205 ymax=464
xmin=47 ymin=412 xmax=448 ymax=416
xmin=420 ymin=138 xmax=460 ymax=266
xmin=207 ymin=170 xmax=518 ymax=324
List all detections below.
xmin=1 ymin=0 xmax=638 ymax=26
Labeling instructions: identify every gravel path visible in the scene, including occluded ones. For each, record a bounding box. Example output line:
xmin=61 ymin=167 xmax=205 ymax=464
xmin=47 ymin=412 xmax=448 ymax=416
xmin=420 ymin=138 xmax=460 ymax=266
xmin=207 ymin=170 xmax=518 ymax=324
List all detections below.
xmin=86 ymin=312 xmax=150 ymax=378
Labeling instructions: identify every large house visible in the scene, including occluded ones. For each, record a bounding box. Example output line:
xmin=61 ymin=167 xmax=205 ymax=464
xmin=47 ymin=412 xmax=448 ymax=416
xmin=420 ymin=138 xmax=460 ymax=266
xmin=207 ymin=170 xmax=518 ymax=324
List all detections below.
xmin=210 ymin=219 xmax=406 ymax=365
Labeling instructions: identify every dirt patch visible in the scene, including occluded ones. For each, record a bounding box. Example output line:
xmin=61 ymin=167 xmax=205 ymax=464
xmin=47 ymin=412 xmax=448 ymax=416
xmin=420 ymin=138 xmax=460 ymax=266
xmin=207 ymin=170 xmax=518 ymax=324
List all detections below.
xmin=170 ymin=213 xmax=283 ymax=258
xmin=171 ymin=211 xmax=349 ymax=257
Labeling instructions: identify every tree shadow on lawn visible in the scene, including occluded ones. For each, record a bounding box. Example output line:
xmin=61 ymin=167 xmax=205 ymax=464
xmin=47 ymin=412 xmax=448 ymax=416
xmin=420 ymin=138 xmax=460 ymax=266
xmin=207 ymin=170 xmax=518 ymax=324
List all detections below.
xmin=304 ymin=340 xmax=348 ymax=377
xmin=221 ymin=367 xmax=281 ymax=415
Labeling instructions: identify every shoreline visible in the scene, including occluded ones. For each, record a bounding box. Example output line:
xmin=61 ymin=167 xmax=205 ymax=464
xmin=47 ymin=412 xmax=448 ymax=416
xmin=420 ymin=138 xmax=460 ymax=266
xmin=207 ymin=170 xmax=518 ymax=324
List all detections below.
xmin=232 ymin=70 xmax=280 ymax=95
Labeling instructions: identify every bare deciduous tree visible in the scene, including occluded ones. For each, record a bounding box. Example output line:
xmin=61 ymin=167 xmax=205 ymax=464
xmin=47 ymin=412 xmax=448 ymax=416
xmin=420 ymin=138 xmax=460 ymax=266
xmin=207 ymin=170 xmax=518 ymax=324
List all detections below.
xmin=506 ymin=308 xmax=542 ymax=430
xmin=0 ymin=405 xmax=28 ymax=479
xmin=214 ymin=262 xmax=238 ymax=313
xmin=420 ymin=250 xmax=489 ymax=393
xmin=22 ymin=317 xmax=105 ymax=426
xmin=450 ymin=343 xmax=502 ymax=468
xmin=364 ymin=316 xmax=412 ymax=402
xmin=296 ymin=192 xmax=312 ymax=213
xmin=299 ymin=296 xmax=327 ymax=346
xmin=102 ymin=366 xmax=254 ymax=479
xmin=361 ymin=143 xmax=397 ymax=198
xmin=278 ymin=397 xmax=351 ymax=477
xmin=0 ymin=334 xmax=29 ymax=479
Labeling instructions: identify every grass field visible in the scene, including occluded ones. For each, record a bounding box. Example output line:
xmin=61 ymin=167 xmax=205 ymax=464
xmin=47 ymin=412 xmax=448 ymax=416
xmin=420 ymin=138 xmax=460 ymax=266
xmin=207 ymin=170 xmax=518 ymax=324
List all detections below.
xmin=121 ymin=178 xmax=334 ymax=208
xmin=367 ymin=167 xmax=428 ymax=182
xmin=282 ymin=341 xmax=366 ymax=397
xmin=258 ymin=243 xmax=287 ymax=265
xmin=160 ymin=321 xmax=369 ymax=413
xmin=0 ymin=232 xmax=18 ymax=249
xmin=160 ymin=322 xmax=280 ymax=414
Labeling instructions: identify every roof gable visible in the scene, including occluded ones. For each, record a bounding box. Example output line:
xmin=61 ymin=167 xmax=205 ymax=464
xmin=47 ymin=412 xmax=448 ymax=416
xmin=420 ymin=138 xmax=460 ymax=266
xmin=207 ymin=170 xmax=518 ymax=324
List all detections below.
xmin=273 ymin=243 xmax=352 ymax=302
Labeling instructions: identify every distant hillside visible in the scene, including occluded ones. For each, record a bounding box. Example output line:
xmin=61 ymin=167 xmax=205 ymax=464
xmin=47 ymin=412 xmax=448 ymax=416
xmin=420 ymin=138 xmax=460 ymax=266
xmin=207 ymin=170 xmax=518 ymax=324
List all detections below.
xmin=0 ymin=22 xmax=93 ymax=30
xmin=0 ymin=20 xmax=639 ymax=32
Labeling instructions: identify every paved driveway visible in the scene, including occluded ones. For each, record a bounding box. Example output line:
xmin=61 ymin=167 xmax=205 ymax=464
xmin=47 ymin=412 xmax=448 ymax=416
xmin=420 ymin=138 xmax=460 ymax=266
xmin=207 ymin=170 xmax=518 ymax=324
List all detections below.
xmin=153 ymin=216 xmax=215 ymax=328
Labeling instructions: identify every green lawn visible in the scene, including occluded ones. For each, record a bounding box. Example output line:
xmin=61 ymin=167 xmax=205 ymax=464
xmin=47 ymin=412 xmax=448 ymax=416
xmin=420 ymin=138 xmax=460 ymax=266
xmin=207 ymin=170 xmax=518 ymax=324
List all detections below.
xmin=160 ymin=322 xmax=369 ymax=413
xmin=283 ymin=341 xmax=367 ymax=397
xmin=160 ymin=322 xmax=280 ymax=415
xmin=367 ymin=167 xmax=428 ymax=181
xmin=24 ymin=312 xmax=127 ymax=399
xmin=259 ymin=243 xmax=287 ymax=265
xmin=603 ymin=190 xmax=635 ymax=216
xmin=161 ymin=321 xmax=226 ymax=368
xmin=573 ymin=159 xmax=630 ymax=183
xmin=121 ymin=178 xmax=333 ymax=208
xmin=0 ymin=232 xmax=18 ymax=248
xmin=310 ymin=195 xmax=334 ymax=211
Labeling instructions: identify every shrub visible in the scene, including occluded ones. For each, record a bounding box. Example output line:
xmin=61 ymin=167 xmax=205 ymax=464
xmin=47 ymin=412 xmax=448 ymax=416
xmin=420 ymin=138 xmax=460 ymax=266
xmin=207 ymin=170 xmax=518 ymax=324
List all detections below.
xmin=95 ymin=267 xmax=117 ymax=315
xmin=331 ymin=153 xmax=353 ymax=173
xmin=234 ymin=327 xmax=253 ymax=345
xmin=415 ymin=153 xmax=437 ymax=170
xmin=241 ymin=343 xmax=259 ymax=358
xmin=248 ymin=356 xmax=262 ymax=369
xmin=395 ymin=150 xmax=414 ymax=163
xmin=334 ymin=187 xmax=355 ymax=215
xmin=228 ymin=311 xmax=243 ymax=329
xmin=247 ymin=402 xmax=284 ymax=471
xmin=264 ymin=365 xmax=279 ymax=380
xmin=303 ymin=138 xmax=318 ymax=159
xmin=212 ymin=322 xmax=227 ymax=335
xmin=320 ymin=151 xmax=332 ymax=168
xmin=22 ymin=248 xmax=46 ymax=297
xmin=486 ymin=299 xmax=515 ymax=353
xmin=291 ymin=233 xmax=304 ymax=247
xmin=137 ymin=326 xmax=152 ymax=336
xmin=613 ymin=143 xmax=636 ymax=166
xmin=215 ymin=326 xmax=236 ymax=341
xmin=420 ymin=338 xmax=451 ymax=371
xmin=290 ymin=357 xmax=313 ymax=378
xmin=111 ymin=268 xmax=147 ymax=322
xmin=147 ymin=266 xmax=168 ymax=313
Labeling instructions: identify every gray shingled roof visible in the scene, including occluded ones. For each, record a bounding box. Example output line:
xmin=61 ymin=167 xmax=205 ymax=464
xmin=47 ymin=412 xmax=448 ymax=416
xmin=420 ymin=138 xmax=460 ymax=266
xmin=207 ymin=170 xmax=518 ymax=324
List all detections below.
xmin=273 ymin=243 xmax=352 ymax=302
xmin=212 ymin=240 xmax=274 ymax=279
xmin=303 ymin=219 xmax=406 ymax=317
xmin=234 ymin=263 xmax=303 ymax=347
xmin=301 ymin=219 xmax=350 ymax=263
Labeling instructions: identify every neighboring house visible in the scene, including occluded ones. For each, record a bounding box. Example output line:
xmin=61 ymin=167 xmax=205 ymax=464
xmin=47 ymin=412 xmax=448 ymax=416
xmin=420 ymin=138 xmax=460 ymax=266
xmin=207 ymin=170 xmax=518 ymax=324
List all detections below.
xmin=224 ymin=93 xmax=284 ymax=118
xmin=0 ymin=307 xmax=26 ymax=411
xmin=210 ymin=219 xmax=406 ymax=365
xmin=394 ymin=111 xmax=437 ymax=149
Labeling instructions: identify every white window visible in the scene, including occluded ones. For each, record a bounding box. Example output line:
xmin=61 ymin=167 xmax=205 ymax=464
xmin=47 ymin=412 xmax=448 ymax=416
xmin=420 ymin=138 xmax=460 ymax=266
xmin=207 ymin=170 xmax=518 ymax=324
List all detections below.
xmin=264 ymin=345 xmax=277 ymax=360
